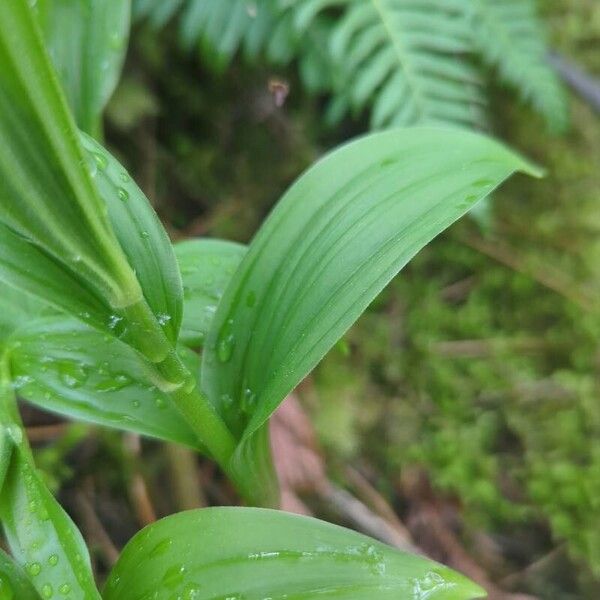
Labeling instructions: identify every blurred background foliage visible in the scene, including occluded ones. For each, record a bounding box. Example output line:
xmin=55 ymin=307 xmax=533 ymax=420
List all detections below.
xmin=36 ymin=0 xmax=599 ymax=597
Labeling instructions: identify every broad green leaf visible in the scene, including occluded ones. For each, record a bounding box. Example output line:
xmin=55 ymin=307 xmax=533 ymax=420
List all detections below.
xmin=34 ymin=0 xmax=131 ymax=137
xmin=0 ymin=445 xmax=101 ymax=600
xmin=0 ymin=549 xmax=41 ymax=600
xmin=203 ymin=127 xmax=540 ymax=437
xmin=175 ymin=239 xmax=247 ymax=347
xmin=0 ymin=0 xmax=142 ymax=311
xmin=104 ymin=507 xmax=485 ymax=600
xmin=81 ymin=134 xmax=184 ymax=343
xmin=201 ymin=127 xmax=541 ymax=501
xmin=0 ymin=224 xmax=111 ymax=335
xmin=0 ymin=363 xmax=100 ymax=599
xmin=0 ymin=286 xmax=52 ymax=345
xmin=7 ymin=318 xmax=200 ymax=449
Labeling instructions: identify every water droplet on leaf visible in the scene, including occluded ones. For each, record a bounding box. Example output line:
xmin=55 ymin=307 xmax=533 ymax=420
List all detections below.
xmin=92 ymin=152 xmax=108 ymax=170
xmin=216 ymin=319 xmax=235 ymax=363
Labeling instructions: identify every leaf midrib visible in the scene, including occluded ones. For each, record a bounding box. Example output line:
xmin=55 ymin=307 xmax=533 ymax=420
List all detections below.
xmin=370 ymin=0 xmax=428 ymax=121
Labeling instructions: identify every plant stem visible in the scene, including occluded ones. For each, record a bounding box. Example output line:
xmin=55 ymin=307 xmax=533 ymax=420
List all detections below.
xmin=170 ymin=384 xmax=236 ymax=467
xmin=120 ymin=298 xmax=237 ymax=471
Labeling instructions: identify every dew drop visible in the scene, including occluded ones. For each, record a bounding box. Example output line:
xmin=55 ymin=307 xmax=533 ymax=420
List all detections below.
xmin=157 ymin=313 xmax=172 ymax=327
xmin=85 ymin=155 xmax=98 ymax=178
xmin=92 ymin=152 xmax=108 ymax=170
xmin=155 ymin=397 xmax=167 ymax=410
xmin=119 ymin=171 xmax=130 ymax=183
xmin=182 ymin=583 xmax=202 ymax=599
xmin=117 ymin=188 xmax=129 ymax=202
xmin=132 ymin=400 xmax=141 ymax=409
xmin=58 ymin=362 xmax=90 ymax=389
xmin=216 ymin=319 xmax=235 ymax=363
xmin=411 ymin=569 xmax=447 ymax=598
xmin=241 ymin=388 xmax=257 ymax=414
xmin=48 ymin=554 xmax=59 ymax=567
xmin=58 ymin=583 xmax=71 ymax=595
xmin=27 ymin=562 xmax=41 ymax=576
xmin=41 ymin=582 xmax=53 ymax=598
xmin=95 ymin=373 xmax=131 ymax=393
xmin=108 ymin=314 xmax=123 ymax=330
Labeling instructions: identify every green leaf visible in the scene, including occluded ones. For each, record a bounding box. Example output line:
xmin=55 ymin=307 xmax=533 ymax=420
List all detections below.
xmin=7 ymin=318 xmax=200 ymax=449
xmin=175 ymin=239 xmax=247 ymax=347
xmin=201 ymin=127 xmax=541 ymax=501
xmin=33 ymin=0 xmax=131 ymax=137
xmin=0 ymin=445 xmax=101 ymax=600
xmin=0 ymin=223 xmax=112 ymax=335
xmin=81 ymin=134 xmax=184 ymax=344
xmin=0 ymin=361 xmax=100 ymax=600
xmin=0 ymin=549 xmax=41 ymax=600
xmin=0 ymin=0 xmax=142 ymax=311
xmin=0 ymin=286 xmax=51 ymax=346
xmin=104 ymin=507 xmax=485 ymax=600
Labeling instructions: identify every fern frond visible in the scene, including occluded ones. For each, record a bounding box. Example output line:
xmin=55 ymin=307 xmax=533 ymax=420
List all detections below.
xmin=292 ymin=0 xmax=487 ymax=129
xmin=468 ymin=0 xmax=569 ymax=132
xmin=134 ymin=0 xmax=299 ymax=70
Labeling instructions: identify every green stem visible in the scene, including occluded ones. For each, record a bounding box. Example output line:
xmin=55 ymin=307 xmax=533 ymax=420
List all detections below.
xmin=170 ymin=384 xmax=236 ymax=467
xmin=120 ymin=298 xmax=237 ymax=471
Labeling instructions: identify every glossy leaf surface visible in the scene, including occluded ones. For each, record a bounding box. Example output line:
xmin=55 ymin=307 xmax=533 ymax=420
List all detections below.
xmin=0 ymin=286 xmax=51 ymax=345
xmin=0 ymin=0 xmax=140 ymax=310
xmin=0 ymin=549 xmax=40 ymax=600
xmin=0 ymin=223 xmax=112 ymax=335
xmin=0 ymin=445 xmax=101 ymax=600
xmin=34 ymin=0 xmax=131 ymax=136
xmin=202 ymin=128 xmax=541 ymax=441
xmin=81 ymin=134 xmax=184 ymax=343
xmin=104 ymin=507 xmax=485 ymax=600
xmin=175 ymin=239 xmax=247 ymax=347
xmin=0 ymin=366 xmax=99 ymax=600
xmin=8 ymin=318 xmax=199 ymax=449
